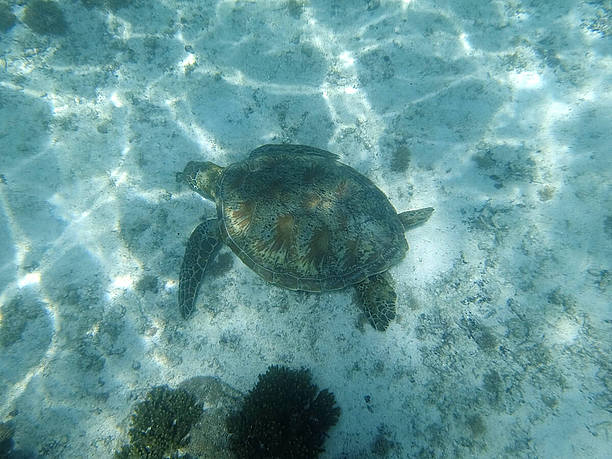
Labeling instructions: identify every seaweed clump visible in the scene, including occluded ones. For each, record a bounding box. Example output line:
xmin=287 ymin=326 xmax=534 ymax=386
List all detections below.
xmin=115 ymin=385 xmax=203 ymax=459
xmin=227 ymin=365 xmax=340 ymax=459
xmin=23 ymin=0 xmax=67 ymax=35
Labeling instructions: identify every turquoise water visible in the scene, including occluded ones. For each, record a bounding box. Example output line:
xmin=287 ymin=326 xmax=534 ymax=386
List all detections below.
xmin=0 ymin=1 xmax=610 ymax=457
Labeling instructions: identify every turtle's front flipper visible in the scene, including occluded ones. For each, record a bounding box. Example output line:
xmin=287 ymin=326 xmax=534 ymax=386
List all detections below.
xmin=399 ymin=207 xmax=434 ymax=230
xmin=179 ymin=218 xmax=222 ymax=319
xmin=355 ymin=272 xmax=397 ymax=331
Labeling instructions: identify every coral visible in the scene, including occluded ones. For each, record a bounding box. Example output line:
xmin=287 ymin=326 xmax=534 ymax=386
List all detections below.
xmin=115 ymin=385 xmax=203 ymax=459
xmin=227 ymin=365 xmax=340 ymax=459
xmin=22 ymin=0 xmax=67 ymax=36
xmin=0 ymin=2 xmax=16 ymax=32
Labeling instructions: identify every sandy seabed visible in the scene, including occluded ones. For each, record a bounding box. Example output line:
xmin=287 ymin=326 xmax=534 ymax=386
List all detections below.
xmin=0 ymin=0 xmax=610 ymax=457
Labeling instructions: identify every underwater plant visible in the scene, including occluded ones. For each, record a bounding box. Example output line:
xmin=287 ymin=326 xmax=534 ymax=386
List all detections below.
xmin=22 ymin=0 xmax=67 ymax=35
xmin=115 ymin=385 xmax=203 ymax=459
xmin=227 ymin=365 xmax=341 ymax=459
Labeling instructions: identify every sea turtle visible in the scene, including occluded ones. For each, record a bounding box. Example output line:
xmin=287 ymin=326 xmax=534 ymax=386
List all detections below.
xmin=178 ymin=144 xmax=433 ymax=331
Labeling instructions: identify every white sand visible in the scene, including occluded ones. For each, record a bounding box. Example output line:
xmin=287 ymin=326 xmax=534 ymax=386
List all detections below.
xmin=1 ymin=0 xmax=610 ymax=457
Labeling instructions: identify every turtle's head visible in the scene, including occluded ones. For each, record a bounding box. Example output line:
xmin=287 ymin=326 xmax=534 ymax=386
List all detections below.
xmin=181 ymin=161 xmax=223 ymax=201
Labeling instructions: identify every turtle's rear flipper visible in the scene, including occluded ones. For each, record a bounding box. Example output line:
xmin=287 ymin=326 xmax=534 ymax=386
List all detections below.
xmin=399 ymin=207 xmax=434 ymax=230
xmin=355 ymin=272 xmax=397 ymax=331
xmin=179 ymin=218 xmax=222 ymax=319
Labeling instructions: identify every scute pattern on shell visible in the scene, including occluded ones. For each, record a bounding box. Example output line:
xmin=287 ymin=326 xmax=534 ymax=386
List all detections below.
xmin=216 ymin=146 xmax=408 ymax=292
